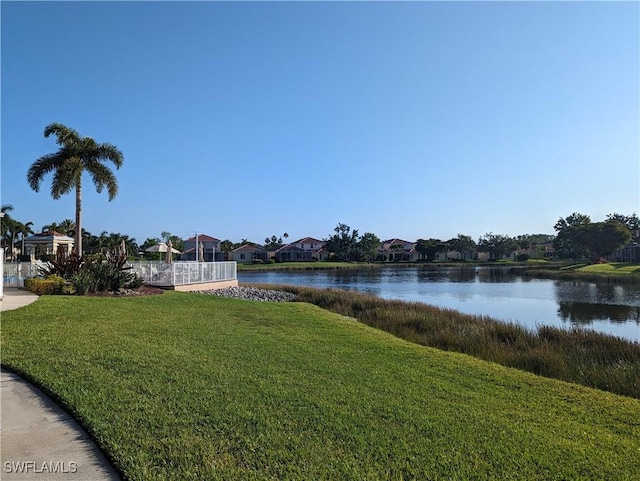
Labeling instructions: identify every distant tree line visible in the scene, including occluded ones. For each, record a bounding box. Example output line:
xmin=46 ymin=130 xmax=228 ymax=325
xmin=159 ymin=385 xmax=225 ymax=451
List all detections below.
xmin=4 ymin=208 xmax=637 ymax=264
xmin=553 ymin=212 xmax=636 ymax=262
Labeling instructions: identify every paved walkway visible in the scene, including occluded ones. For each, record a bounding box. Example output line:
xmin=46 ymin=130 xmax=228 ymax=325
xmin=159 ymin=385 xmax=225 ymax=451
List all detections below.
xmin=0 ymin=288 xmax=40 ymax=312
xmin=1 ymin=288 xmax=121 ymax=480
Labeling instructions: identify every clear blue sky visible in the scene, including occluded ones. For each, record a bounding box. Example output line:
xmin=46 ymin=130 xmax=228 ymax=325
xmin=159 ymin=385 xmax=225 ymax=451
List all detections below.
xmin=2 ymin=1 xmax=638 ymax=245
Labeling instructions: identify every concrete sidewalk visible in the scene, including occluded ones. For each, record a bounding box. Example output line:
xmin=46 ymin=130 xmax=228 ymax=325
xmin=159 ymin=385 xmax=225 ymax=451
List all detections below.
xmin=0 ymin=288 xmax=40 ymax=312
xmin=1 ymin=289 xmax=121 ymax=480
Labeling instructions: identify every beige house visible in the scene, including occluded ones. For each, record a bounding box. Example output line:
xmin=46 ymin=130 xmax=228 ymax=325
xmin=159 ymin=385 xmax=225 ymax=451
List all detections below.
xmin=232 ymin=244 xmax=268 ymax=264
xmin=22 ymin=231 xmax=74 ymax=259
xmin=286 ymin=237 xmax=331 ymax=261
xmin=379 ymin=239 xmax=418 ymax=261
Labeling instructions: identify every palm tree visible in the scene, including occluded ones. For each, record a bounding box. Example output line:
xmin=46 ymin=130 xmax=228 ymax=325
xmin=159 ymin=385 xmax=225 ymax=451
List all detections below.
xmin=42 ymin=221 xmax=61 ymax=233
xmin=58 ymin=218 xmax=76 ymax=237
xmin=1 ymin=204 xmax=14 ymax=256
xmin=27 ymin=123 xmax=124 ymax=255
xmin=17 ymin=221 xmax=34 ymax=259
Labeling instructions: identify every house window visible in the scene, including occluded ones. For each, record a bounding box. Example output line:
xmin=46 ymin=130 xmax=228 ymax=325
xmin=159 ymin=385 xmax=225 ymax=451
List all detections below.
xmin=240 ymin=254 xmax=245 ymax=259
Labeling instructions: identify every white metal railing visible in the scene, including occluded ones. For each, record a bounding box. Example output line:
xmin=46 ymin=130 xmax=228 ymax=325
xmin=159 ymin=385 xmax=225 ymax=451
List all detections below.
xmin=2 ymin=261 xmax=43 ymax=287
xmin=2 ymin=260 xmax=237 ymax=288
xmin=125 ymin=261 xmax=237 ymax=286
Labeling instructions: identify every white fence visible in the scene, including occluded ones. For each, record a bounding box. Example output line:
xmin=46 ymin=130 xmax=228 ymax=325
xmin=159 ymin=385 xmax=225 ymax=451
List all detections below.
xmin=2 ymin=261 xmax=42 ymax=287
xmin=2 ymin=260 xmax=237 ymax=288
xmin=126 ymin=261 xmax=237 ymax=287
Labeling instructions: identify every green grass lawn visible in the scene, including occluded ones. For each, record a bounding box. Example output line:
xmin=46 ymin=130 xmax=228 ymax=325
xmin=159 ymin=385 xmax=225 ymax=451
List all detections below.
xmin=2 ymin=292 xmax=640 ymax=480
xmin=570 ymin=262 xmax=640 ymax=276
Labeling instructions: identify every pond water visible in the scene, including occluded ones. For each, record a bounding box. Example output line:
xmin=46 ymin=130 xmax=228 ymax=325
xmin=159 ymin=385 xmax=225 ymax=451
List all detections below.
xmin=238 ymin=266 xmax=640 ymax=343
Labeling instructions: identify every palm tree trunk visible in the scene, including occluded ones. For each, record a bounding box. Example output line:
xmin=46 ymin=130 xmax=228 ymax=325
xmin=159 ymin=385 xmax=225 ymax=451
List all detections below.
xmin=75 ymin=181 xmax=82 ymax=255
xmin=11 ymin=233 xmax=17 ymax=261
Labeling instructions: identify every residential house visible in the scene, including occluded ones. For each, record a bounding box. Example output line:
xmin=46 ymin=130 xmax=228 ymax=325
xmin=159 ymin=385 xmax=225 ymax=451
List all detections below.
xmin=510 ymin=242 xmax=556 ymax=261
xmin=610 ymin=243 xmax=640 ymax=263
xmin=274 ymin=244 xmax=314 ymax=262
xmin=232 ymin=244 xmax=269 ymax=264
xmin=435 ymin=250 xmax=474 ymax=261
xmin=379 ymin=239 xmax=418 ymax=262
xmin=22 ymin=231 xmax=74 ymax=259
xmin=181 ymin=234 xmax=224 ymax=262
xmin=288 ymin=237 xmax=331 ymax=261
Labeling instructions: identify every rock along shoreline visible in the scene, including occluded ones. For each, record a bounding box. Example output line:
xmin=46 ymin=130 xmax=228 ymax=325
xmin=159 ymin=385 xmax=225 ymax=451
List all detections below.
xmin=198 ymin=286 xmax=297 ymax=302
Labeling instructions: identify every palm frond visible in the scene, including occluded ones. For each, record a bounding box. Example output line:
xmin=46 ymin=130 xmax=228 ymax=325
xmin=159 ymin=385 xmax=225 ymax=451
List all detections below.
xmin=94 ymin=143 xmax=124 ymax=169
xmin=44 ymin=123 xmax=81 ymax=147
xmin=87 ymin=162 xmax=118 ymax=200
xmin=50 ymin=157 xmax=82 ymax=199
xmin=27 ymin=153 xmax=68 ymax=191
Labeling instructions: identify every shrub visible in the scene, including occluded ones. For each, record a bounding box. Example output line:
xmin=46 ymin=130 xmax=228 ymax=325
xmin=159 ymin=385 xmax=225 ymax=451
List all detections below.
xmin=36 ymin=248 xmax=142 ymax=295
xmin=69 ymin=270 xmax=98 ymax=296
xmin=24 ymin=275 xmax=73 ymax=295
xmin=38 ymin=250 xmax=91 ymax=278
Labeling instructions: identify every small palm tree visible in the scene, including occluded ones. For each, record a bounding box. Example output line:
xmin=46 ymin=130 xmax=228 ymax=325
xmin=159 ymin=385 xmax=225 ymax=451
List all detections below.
xmin=27 ymin=123 xmax=124 ymax=255
xmin=17 ymin=221 xmax=34 ymax=259
xmin=58 ymin=218 xmax=76 ymax=237
xmin=1 ymin=204 xmax=14 ymax=256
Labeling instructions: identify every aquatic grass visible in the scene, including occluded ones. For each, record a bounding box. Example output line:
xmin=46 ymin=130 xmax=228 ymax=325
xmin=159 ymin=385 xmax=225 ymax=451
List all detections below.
xmin=2 ymin=292 xmax=640 ymax=480
xmin=252 ymin=283 xmax=640 ymax=398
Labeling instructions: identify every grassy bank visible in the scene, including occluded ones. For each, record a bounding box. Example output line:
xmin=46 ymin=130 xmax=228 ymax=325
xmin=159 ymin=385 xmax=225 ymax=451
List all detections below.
xmin=2 ymin=292 xmax=639 ymax=480
xmin=522 ymin=262 xmax=640 ymax=283
xmin=253 ymin=284 xmax=640 ymax=399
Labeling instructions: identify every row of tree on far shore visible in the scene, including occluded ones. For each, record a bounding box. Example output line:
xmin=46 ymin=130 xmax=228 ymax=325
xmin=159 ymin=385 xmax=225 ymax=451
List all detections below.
xmin=2 ymin=210 xmax=638 ymax=264
xmin=2 ymin=122 xmax=638 ymax=263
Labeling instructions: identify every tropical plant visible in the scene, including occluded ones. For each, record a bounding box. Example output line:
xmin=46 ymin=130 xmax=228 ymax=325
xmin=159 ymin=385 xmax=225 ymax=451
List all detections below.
xmin=446 ymin=234 xmax=477 ymax=260
xmin=219 ymin=239 xmax=234 ymax=252
xmin=1 ymin=204 xmax=15 ymax=258
xmin=478 ymin=233 xmax=517 ymax=260
xmin=553 ymin=212 xmax=592 ymax=259
xmin=324 ymin=223 xmax=360 ymax=261
xmin=357 ymin=232 xmax=381 ymax=262
xmin=415 ymin=238 xmax=445 ymax=261
xmin=38 ymin=247 xmax=141 ymax=294
xmin=58 ymin=218 xmax=76 ymax=237
xmin=27 ymin=123 xmax=124 ymax=255
xmin=606 ymin=212 xmax=640 ymax=243
xmin=16 ymin=220 xmax=34 ymax=259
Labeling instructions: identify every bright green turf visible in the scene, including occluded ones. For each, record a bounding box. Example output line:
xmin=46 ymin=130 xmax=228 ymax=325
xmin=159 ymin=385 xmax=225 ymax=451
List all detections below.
xmin=2 ymin=292 xmax=639 ymax=480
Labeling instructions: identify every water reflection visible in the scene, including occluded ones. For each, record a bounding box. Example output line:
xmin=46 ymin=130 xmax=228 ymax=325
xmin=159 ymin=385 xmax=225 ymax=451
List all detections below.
xmin=416 ymin=267 xmax=476 ymax=283
xmin=558 ymin=302 xmax=640 ymax=324
xmin=238 ymin=267 xmax=640 ymax=342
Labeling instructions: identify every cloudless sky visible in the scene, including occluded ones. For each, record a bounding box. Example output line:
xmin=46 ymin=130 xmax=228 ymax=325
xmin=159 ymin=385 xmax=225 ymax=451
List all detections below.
xmin=2 ymin=1 xmax=638 ymax=246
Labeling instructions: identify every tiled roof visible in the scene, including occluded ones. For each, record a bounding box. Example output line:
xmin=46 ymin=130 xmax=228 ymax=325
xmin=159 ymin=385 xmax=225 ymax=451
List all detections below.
xmin=293 ymin=237 xmax=324 ymax=244
xmin=382 ymin=238 xmax=413 ymax=245
xmin=233 ymin=244 xmax=266 ymax=252
xmin=184 ymin=234 xmax=220 ymax=242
